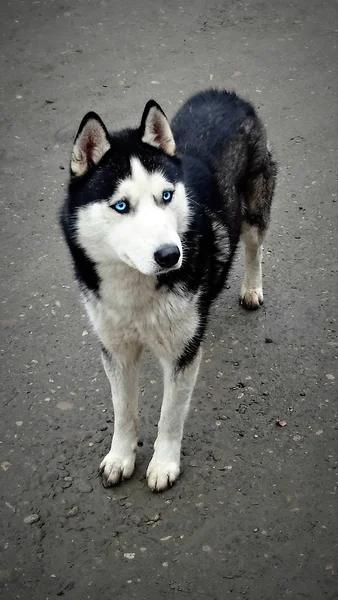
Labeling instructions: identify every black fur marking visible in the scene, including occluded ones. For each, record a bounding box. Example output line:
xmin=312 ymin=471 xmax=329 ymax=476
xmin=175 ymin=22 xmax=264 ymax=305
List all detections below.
xmin=59 ymin=207 xmax=100 ymax=295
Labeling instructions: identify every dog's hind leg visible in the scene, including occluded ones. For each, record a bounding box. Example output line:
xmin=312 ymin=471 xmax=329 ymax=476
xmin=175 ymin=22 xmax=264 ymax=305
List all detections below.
xmin=240 ymin=143 xmax=277 ymax=310
xmin=99 ymin=343 xmax=142 ymax=487
xmin=147 ymin=348 xmax=202 ymax=492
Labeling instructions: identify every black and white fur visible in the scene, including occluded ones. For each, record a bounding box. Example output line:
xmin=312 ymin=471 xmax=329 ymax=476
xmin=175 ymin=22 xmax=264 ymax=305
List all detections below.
xmin=60 ymin=89 xmax=277 ymax=492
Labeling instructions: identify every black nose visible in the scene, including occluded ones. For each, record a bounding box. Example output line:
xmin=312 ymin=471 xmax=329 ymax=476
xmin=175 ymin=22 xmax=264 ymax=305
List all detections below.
xmin=154 ymin=244 xmax=181 ymax=269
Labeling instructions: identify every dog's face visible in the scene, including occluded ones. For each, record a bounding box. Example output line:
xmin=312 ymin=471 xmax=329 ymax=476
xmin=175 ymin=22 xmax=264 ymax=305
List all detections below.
xmin=69 ymin=102 xmax=190 ymax=276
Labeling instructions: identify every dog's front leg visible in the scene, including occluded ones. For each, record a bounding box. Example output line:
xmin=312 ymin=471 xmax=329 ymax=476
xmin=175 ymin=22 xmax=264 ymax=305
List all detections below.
xmin=147 ymin=348 xmax=202 ymax=492
xmin=99 ymin=344 xmax=142 ymax=487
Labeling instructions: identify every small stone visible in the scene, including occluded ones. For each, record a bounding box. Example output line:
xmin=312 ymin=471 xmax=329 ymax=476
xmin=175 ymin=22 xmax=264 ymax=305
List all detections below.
xmin=33 ymin=528 xmax=45 ymax=544
xmin=130 ymin=514 xmax=142 ymax=525
xmin=202 ymin=545 xmax=212 ymax=552
xmin=265 ymin=337 xmax=274 ymax=344
xmin=145 ymin=512 xmax=160 ymax=524
xmin=1 ymin=461 xmax=11 ymax=472
xmin=56 ymin=401 xmax=73 ymax=411
xmin=15 ymin=421 xmax=23 ymax=427
xmin=124 ymin=553 xmax=135 ymax=559
xmin=24 ymin=513 xmax=40 ymax=524
xmin=62 ymin=480 xmax=73 ymax=489
xmin=276 ymin=419 xmax=287 ymax=428
xmin=67 ymin=506 xmax=79 ymax=517
xmin=253 ymin=527 xmax=259 ymax=533
xmin=325 ymin=374 xmax=335 ymax=381
xmin=41 ymin=471 xmax=60 ymax=484
xmin=77 ymin=480 xmax=93 ymax=493
xmin=211 ymin=450 xmax=222 ymax=462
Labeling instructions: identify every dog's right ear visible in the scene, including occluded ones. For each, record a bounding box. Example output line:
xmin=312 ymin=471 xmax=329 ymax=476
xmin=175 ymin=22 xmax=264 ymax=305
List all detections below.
xmin=70 ymin=112 xmax=111 ymax=177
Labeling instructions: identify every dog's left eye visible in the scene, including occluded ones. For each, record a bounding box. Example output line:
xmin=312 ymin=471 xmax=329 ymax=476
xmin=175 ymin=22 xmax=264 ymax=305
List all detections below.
xmin=162 ymin=190 xmax=173 ymax=203
xmin=113 ymin=200 xmax=130 ymax=214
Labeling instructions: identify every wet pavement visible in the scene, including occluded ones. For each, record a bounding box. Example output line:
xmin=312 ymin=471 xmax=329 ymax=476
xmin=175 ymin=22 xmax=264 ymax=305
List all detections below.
xmin=0 ymin=0 xmax=337 ymax=598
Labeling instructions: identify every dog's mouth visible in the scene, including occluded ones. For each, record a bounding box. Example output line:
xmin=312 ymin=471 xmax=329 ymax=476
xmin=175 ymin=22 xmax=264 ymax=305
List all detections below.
xmin=155 ymin=264 xmax=181 ymax=276
xmin=121 ymin=254 xmax=182 ymax=276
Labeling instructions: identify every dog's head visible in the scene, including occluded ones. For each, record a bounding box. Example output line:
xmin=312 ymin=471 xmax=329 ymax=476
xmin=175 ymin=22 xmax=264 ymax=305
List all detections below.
xmin=69 ymin=102 xmax=189 ymax=276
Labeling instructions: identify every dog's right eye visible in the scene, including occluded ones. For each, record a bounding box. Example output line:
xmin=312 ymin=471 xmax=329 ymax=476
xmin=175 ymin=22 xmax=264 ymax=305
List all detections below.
xmin=112 ymin=200 xmax=130 ymax=214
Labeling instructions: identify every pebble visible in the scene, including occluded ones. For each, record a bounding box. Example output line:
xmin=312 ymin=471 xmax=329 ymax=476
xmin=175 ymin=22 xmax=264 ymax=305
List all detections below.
xmin=56 ymin=401 xmax=74 ymax=411
xmin=130 ymin=514 xmax=142 ymax=525
xmin=24 ymin=513 xmax=40 ymax=524
xmin=325 ymin=374 xmax=335 ymax=381
xmin=41 ymin=471 xmax=60 ymax=484
xmin=62 ymin=480 xmax=73 ymax=489
xmin=67 ymin=506 xmax=79 ymax=517
xmin=77 ymin=480 xmax=93 ymax=493
xmin=211 ymin=450 xmax=222 ymax=461
xmin=253 ymin=527 xmax=259 ymax=533
xmin=33 ymin=528 xmax=45 ymax=544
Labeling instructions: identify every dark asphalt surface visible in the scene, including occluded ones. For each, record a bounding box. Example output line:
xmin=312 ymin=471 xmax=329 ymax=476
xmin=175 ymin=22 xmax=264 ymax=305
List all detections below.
xmin=1 ymin=1 xmax=337 ymax=598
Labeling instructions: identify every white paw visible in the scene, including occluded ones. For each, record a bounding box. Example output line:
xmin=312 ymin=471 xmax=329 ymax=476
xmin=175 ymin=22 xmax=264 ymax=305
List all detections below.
xmin=99 ymin=451 xmax=135 ymax=487
xmin=146 ymin=459 xmax=180 ymax=492
xmin=239 ymin=284 xmax=263 ymax=310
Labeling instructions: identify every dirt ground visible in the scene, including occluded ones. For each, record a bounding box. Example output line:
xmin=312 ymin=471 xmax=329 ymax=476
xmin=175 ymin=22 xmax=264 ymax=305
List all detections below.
xmin=0 ymin=0 xmax=337 ymax=598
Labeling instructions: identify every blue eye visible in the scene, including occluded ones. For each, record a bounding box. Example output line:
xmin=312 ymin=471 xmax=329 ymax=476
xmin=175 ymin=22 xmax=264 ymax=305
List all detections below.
xmin=113 ymin=200 xmax=129 ymax=213
xmin=162 ymin=190 xmax=173 ymax=203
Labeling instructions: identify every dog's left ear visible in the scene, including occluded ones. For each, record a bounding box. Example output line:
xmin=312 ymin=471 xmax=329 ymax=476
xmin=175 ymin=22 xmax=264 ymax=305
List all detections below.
xmin=140 ymin=100 xmax=175 ymax=155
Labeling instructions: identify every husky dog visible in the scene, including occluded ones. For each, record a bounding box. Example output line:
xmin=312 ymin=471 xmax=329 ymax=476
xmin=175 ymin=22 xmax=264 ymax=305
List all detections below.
xmin=60 ymin=89 xmax=277 ymax=492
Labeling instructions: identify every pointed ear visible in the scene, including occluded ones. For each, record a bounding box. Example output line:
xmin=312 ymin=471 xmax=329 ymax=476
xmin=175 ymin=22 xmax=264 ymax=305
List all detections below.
xmin=70 ymin=112 xmax=111 ymax=177
xmin=140 ymin=100 xmax=175 ymax=155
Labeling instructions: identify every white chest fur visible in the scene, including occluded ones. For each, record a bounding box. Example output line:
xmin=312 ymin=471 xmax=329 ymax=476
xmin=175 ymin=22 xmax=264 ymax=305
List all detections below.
xmin=84 ymin=262 xmax=200 ymax=359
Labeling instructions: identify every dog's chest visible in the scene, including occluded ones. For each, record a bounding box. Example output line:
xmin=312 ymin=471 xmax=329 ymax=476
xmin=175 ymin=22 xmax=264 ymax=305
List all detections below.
xmin=86 ymin=265 xmax=199 ymax=356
